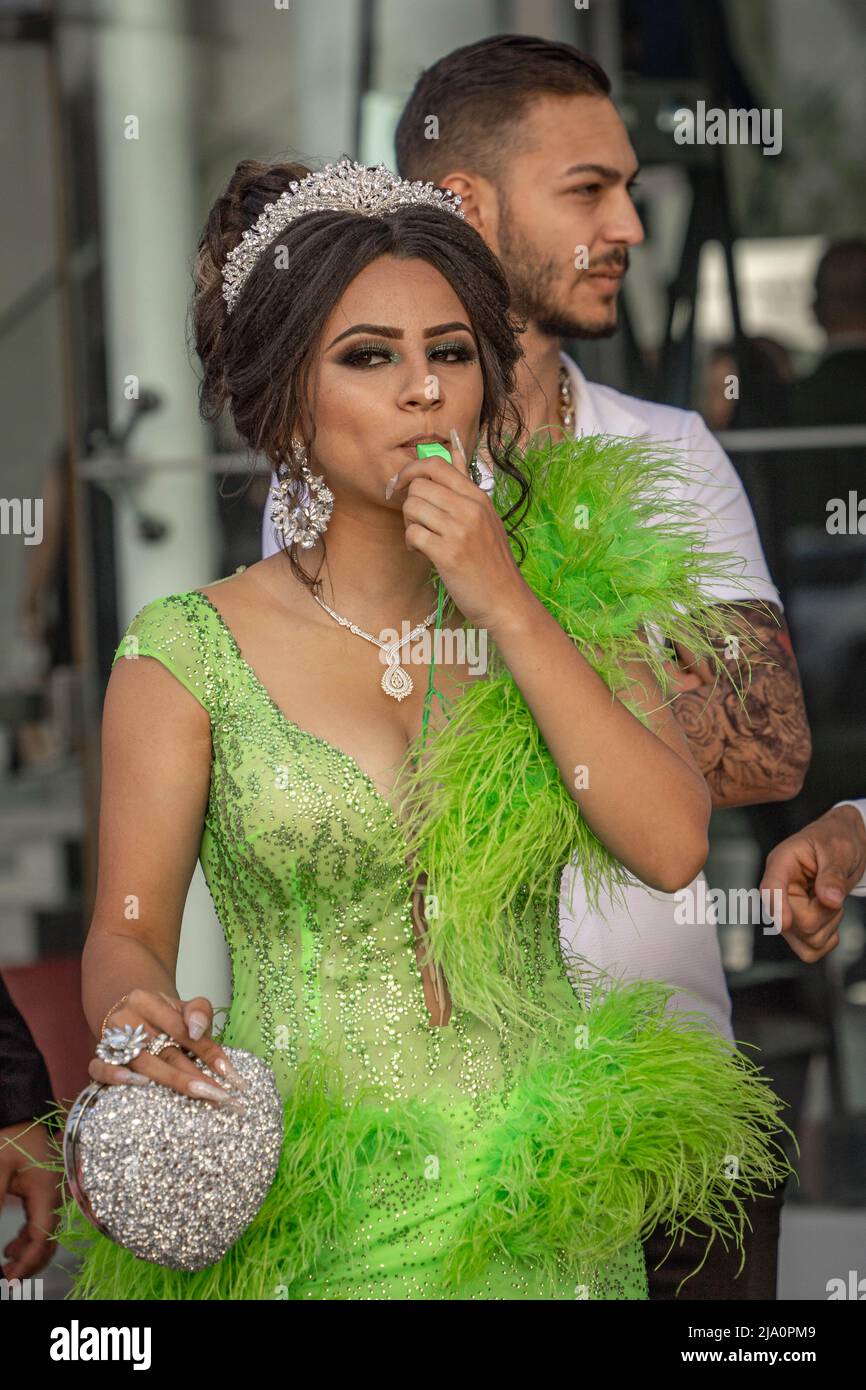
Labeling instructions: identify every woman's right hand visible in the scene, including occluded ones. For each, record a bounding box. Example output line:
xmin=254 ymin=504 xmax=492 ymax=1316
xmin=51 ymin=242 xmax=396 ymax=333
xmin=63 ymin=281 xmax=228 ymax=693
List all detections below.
xmin=88 ymin=989 xmax=247 ymax=1110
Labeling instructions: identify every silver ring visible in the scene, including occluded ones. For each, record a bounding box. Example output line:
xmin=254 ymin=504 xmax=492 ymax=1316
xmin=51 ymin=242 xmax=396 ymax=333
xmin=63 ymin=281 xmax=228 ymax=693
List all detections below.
xmin=95 ymin=1021 xmax=151 ymax=1067
xmin=147 ymin=1032 xmax=181 ymax=1058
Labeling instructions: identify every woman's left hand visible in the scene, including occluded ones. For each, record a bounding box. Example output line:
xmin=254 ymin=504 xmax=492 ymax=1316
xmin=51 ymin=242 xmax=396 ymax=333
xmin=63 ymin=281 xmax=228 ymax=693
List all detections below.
xmin=386 ymin=427 xmax=531 ymax=635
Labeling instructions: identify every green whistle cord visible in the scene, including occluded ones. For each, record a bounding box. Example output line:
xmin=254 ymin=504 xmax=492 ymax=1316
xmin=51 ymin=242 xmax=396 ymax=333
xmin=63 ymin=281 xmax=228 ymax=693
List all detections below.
xmin=412 ymin=441 xmax=461 ymax=758
xmin=420 ymin=571 xmax=450 ymax=756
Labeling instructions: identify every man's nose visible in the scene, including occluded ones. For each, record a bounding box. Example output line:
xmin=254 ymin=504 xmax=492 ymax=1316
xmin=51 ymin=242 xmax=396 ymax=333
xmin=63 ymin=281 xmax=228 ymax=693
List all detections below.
xmin=603 ymin=193 xmax=645 ymax=248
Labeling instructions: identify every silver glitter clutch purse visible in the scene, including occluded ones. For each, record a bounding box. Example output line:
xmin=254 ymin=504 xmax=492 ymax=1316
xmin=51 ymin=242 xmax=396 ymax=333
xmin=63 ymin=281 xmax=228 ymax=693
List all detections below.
xmin=63 ymin=1046 xmax=284 ymax=1271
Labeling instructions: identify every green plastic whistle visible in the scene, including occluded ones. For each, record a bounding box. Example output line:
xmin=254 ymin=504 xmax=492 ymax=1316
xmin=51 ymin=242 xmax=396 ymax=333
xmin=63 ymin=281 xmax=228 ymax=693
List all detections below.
xmin=415 ymin=441 xmax=452 ymax=464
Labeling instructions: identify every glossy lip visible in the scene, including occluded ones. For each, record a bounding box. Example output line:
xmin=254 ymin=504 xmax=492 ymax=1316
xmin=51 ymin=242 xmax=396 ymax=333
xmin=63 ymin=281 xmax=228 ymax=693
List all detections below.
xmin=398 ymin=432 xmax=450 ymax=448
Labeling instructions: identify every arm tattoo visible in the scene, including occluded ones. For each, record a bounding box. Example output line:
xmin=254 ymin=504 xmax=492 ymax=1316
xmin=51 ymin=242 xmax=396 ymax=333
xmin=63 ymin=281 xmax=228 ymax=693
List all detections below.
xmin=671 ymin=601 xmax=812 ymax=809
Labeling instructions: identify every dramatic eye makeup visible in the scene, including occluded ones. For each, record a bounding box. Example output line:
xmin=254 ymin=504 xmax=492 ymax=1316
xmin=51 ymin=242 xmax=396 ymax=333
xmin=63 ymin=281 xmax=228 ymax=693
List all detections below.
xmin=428 ymin=339 xmax=477 ymax=363
xmin=327 ymin=319 xmax=478 ymax=369
xmin=337 ymin=339 xmax=398 ymax=367
xmin=335 ymin=336 xmax=478 ymax=368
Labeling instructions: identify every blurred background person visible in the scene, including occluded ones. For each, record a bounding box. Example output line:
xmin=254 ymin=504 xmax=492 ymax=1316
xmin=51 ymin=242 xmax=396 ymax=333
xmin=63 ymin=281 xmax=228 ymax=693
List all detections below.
xmin=0 ymin=973 xmax=60 ymax=1283
xmin=789 ymin=239 xmax=866 ymax=427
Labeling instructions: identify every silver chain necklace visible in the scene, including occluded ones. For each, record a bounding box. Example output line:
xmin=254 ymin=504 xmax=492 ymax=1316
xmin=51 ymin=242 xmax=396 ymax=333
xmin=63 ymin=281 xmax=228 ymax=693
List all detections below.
xmin=313 ymin=592 xmax=440 ymax=702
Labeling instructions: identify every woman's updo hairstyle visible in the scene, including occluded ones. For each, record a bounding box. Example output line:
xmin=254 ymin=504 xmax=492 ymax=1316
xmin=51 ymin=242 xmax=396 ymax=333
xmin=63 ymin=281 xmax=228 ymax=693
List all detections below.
xmin=192 ymin=157 xmax=530 ymax=591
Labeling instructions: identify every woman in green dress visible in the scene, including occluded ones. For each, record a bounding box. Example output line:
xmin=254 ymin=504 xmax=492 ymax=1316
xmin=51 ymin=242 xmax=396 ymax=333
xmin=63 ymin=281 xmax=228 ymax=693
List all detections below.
xmin=53 ymin=158 xmax=792 ymax=1300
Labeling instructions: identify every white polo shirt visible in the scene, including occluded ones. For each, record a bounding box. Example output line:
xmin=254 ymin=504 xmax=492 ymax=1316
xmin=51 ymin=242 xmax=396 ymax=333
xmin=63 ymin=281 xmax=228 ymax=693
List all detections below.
xmin=261 ymin=351 xmax=785 ymax=1040
xmin=553 ymin=354 xmax=786 ymax=1040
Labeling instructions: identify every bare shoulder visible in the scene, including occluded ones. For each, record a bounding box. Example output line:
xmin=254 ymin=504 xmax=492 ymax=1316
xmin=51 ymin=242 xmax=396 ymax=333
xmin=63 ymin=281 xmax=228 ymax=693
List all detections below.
xmin=199 ymin=555 xmax=319 ymax=631
xmin=197 ymin=561 xmax=261 ymax=606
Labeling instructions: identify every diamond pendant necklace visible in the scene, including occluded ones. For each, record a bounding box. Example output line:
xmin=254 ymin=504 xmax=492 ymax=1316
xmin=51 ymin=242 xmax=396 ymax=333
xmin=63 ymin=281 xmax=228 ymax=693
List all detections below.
xmin=312 ymin=592 xmax=441 ymax=702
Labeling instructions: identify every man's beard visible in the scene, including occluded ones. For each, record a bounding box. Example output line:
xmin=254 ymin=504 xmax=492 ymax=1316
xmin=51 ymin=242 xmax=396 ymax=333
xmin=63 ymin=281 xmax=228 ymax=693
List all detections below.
xmin=497 ymin=196 xmax=624 ymax=340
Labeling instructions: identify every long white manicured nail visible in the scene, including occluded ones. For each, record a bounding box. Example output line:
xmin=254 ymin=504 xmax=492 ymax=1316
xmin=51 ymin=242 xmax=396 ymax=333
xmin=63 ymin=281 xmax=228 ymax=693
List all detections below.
xmin=449 ymin=427 xmax=467 ymax=465
xmin=212 ymin=1055 xmax=249 ymax=1089
xmin=189 ymin=1079 xmax=244 ymax=1110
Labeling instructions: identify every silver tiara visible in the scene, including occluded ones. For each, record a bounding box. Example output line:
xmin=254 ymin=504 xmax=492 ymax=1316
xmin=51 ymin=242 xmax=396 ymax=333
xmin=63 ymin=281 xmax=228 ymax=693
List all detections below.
xmin=221 ymin=157 xmax=464 ymax=314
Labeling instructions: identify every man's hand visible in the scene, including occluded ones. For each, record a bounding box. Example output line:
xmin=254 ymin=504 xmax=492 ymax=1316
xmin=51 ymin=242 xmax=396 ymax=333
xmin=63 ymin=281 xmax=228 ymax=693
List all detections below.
xmin=759 ymin=804 xmax=866 ymax=962
xmin=1 ymin=1118 xmax=61 ymax=1280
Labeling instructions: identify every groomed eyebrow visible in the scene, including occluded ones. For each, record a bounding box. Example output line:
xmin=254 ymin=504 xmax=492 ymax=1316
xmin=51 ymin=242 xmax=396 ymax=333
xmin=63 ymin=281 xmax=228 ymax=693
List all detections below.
xmin=560 ymin=163 xmax=641 ymax=182
xmin=325 ymin=321 xmax=474 ymax=350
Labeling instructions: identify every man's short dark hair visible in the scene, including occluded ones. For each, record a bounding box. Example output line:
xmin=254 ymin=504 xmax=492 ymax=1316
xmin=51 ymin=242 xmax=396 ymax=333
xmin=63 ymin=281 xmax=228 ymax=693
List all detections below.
xmin=394 ymin=34 xmax=611 ymax=189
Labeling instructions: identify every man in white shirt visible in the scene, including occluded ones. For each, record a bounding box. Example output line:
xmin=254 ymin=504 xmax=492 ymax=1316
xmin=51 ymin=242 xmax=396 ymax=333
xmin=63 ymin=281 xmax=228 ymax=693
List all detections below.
xmin=263 ymin=35 xmax=812 ymax=1298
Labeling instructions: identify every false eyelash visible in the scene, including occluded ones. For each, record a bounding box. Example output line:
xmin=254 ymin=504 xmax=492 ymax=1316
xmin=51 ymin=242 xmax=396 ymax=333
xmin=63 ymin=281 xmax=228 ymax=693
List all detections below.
xmin=338 ymin=340 xmax=397 ymax=365
xmin=429 ymin=340 xmax=478 ymax=362
xmin=338 ymin=339 xmax=477 ymax=367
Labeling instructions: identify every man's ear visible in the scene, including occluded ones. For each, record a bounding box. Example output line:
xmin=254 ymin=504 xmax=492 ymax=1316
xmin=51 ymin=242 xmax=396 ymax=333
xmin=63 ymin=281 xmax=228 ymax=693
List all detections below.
xmin=438 ymin=171 xmax=500 ymax=246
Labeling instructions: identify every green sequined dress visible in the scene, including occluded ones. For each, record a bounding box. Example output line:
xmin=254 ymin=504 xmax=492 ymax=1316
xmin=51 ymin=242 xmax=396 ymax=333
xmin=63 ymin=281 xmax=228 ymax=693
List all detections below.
xmin=55 ymin=581 xmax=793 ymax=1302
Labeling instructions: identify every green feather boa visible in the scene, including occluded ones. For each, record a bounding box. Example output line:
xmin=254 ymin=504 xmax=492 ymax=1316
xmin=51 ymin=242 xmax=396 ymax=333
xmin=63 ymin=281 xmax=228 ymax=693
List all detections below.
xmin=438 ymin=973 xmax=794 ymax=1296
xmin=397 ymin=431 xmax=779 ymax=1035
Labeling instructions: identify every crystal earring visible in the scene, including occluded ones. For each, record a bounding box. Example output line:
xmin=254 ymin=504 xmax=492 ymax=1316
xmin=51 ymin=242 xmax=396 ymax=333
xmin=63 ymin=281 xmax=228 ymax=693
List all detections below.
xmin=270 ymin=438 xmax=334 ymax=550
